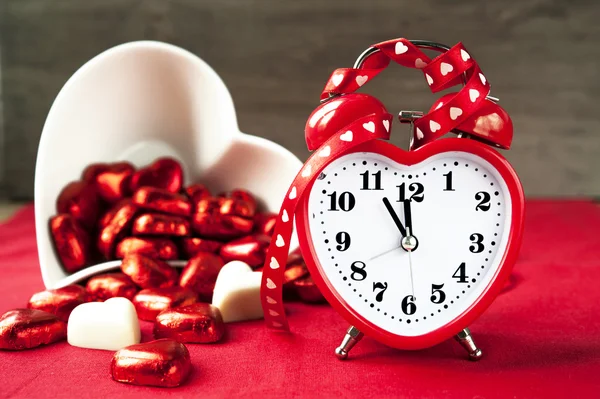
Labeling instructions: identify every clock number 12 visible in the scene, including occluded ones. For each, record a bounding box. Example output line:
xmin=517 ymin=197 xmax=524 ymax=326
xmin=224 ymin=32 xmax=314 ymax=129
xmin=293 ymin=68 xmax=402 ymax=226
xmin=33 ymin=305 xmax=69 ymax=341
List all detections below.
xmin=397 ymin=183 xmax=424 ymax=202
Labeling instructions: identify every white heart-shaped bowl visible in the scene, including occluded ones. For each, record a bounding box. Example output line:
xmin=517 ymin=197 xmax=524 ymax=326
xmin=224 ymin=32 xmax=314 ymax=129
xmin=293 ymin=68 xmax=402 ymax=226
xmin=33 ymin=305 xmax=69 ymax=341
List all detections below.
xmin=35 ymin=41 xmax=302 ymax=289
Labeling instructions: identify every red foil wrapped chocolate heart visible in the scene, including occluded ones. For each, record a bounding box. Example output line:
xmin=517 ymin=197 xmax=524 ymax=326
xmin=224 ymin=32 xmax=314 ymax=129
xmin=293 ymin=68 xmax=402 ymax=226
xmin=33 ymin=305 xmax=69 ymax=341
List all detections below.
xmin=154 ymin=303 xmax=224 ymax=343
xmin=132 ymin=187 xmax=191 ymax=217
xmin=293 ymin=276 xmax=326 ymax=303
xmin=179 ymin=252 xmax=225 ymax=301
xmin=121 ymin=254 xmax=178 ymax=289
xmin=254 ymin=212 xmax=277 ymax=236
xmin=97 ymin=199 xmax=129 ymax=229
xmin=130 ymin=157 xmax=183 ymax=194
xmin=219 ymin=198 xmax=255 ymax=219
xmin=0 ymin=309 xmax=67 ymax=350
xmin=94 ymin=162 xmax=135 ymax=203
xmin=284 ymin=261 xmax=309 ymax=287
xmin=180 ymin=237 xmax=223 ymax=258
xmin=221 ymin=189 xmax=258 ymax=217
xmin=56 ymin=181 xmax=99 ymax=229
xmin=111 ymin=339 xmax=191 ymax=387
xmin=132 ymin=213 xmax=190 ymax=236
xmin=116 ymin=237 xmax=179 ymax=260
xmin=50 ymin=214 xmax=91 ymax=273
xmin=97 ymin=200 xmax=138 ymax=259
xmin=219 ymin=234 xmax=270 ymax=268
xmin=191 ymin=197 xmax=254 ymax=240
xmin=27 ymin=285 xmax=88 ymax=322
xmin=86 ymin=273 xmax=138 ymax=301
xmin=82 ymin=162 xmax=111 ymax=183
xmin=185 ymin=184 xmax=211 ymax=205
xmin=133 ymin=287 xmax=198 ymax=321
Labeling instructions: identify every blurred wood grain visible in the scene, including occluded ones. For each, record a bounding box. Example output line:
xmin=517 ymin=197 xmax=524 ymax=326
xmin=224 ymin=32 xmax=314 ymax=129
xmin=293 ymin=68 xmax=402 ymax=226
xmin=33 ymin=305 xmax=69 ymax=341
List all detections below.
xmin=1 ymin=0 xmax=599 ymax=198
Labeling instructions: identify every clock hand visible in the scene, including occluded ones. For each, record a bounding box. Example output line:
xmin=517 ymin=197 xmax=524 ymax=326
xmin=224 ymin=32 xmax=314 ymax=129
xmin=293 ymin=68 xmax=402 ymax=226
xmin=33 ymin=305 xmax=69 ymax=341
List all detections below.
xmin=382 ymin=197 xmax=407 ymax=237
xmin=403 ymin=199 xmax=413 ymax=237
xmin=407 ymin=247 xmax=415 ymax=300
xmin=368 ymin=245 xmax=401 ymax=261
xmin=401 ymin=200 xmax=417 ymax=299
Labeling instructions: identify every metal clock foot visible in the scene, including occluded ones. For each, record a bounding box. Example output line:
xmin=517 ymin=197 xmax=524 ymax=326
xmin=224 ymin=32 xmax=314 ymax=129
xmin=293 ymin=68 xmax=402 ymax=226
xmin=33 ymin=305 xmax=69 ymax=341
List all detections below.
xmin=335 ymin=326 xmax=364 ymax=360
xmin=455 ymin=328 xmax=483 ymax=361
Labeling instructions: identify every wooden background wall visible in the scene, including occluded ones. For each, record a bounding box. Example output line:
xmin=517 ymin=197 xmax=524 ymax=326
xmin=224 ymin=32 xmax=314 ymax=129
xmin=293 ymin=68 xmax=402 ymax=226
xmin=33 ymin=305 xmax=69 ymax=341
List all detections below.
xmin=1 ymin=0 xmax=599 ymax=199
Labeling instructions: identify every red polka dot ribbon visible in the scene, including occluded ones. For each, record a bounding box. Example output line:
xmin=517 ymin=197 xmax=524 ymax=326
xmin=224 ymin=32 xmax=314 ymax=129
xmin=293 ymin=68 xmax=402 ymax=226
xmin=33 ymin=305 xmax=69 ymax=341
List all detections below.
xmin=260 ymin=38 xmax=492 ymax=331
xmin=320 ymin=39 xmax=491 ymax=147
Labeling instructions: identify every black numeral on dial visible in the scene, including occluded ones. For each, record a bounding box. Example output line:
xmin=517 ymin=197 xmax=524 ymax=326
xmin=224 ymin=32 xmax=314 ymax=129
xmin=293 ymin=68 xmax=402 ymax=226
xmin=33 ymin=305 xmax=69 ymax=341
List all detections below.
xmin=443 ymin=171 xmax=455 ymax=191
xmin=350 ymin=261 xmax=367 ymax=281
xmin=475 ymin=191 xmax=491 ymax=211
xmin=397 ymin=182 xmax=424 ymax=202
xmin=372 ymin=282 xmax=388 ymax=302
xmin=328 ymin=191 xmax=355 ymax=212
xmin=401 ymin=295 xmax=417 ymax=315
xmin=335 ymin=232 xmax=351 ymax=251
xmin=469 ymin=233 xmax=484 ymax=253
xmin=360 ymin=170 xmax=383 ymax=190
xmin=452 ymin=262 xmax=469 ymax=283
xmin=430 ymin=283 xmax=446 ymax=304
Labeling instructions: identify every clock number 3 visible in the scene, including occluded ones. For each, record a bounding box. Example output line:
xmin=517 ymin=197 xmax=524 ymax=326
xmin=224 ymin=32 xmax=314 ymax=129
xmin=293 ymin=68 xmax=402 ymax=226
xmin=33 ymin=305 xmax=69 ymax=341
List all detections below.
xmin=469 ymin=233 xmax=485 ymax=253
xmin=372 ymin=282 xmax=388 ymax=302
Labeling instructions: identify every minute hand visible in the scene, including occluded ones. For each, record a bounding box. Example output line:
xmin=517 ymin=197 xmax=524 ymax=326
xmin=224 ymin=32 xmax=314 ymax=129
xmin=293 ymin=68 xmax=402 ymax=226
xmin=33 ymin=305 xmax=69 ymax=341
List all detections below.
xmin=382 ymin=197 xmax=407 ymax=237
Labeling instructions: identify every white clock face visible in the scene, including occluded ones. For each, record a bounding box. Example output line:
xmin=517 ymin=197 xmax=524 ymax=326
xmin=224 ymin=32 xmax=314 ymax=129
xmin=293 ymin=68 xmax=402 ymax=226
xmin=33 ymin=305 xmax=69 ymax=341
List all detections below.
xmin=307 ymin=150 xmax=512 ymax=336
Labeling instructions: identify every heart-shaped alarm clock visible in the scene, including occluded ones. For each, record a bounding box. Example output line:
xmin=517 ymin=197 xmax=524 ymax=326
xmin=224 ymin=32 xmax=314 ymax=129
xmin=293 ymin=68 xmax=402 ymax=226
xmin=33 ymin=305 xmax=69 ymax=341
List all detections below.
xmin=260 ymin=39 xmax=524 ymax=360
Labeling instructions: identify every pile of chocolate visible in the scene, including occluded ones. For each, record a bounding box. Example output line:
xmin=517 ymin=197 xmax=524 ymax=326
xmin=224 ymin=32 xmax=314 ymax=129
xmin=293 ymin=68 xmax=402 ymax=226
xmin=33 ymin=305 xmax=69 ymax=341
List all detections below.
xmin=49 ymin=157 xmax=321 ymax=301
xmin=0 ymin=157 xmax=324 ymax=388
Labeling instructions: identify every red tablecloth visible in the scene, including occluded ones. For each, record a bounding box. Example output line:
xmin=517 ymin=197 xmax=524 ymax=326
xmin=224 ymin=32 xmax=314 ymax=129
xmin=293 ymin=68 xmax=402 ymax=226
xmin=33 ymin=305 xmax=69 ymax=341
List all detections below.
xmin=1 ymin=200 xmax=599 ymax=398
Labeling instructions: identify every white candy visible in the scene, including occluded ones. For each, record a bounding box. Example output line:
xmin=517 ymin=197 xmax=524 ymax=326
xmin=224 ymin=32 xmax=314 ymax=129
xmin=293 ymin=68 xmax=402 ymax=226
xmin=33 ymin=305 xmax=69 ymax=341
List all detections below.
xmin=67 ymin=297 xmax=141 ymax=351
xmin=212 ymin=261 xmax=264 ymax=323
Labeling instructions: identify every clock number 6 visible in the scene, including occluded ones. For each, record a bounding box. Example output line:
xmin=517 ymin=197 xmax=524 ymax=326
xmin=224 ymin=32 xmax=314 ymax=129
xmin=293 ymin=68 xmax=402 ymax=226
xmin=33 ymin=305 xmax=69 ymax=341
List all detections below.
xmin=401 ymin=295 xmax=417 ymax=315
xmin=430 ymin=283 xmax=446 ymax=304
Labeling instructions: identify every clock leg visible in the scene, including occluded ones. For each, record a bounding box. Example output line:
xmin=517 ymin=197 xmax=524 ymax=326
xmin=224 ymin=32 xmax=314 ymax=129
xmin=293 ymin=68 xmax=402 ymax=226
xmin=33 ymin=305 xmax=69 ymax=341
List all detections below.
xmin=335 ymin=326 xmax=364 ymax=360
xmin=454 ymin=328 xmax=483 ymax=361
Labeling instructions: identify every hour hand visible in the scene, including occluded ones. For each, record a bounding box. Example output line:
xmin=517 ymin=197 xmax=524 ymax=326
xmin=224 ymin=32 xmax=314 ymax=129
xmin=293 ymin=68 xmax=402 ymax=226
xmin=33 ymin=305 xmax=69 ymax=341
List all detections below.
xmin=382 ymin=197 xmax=406 ymax=237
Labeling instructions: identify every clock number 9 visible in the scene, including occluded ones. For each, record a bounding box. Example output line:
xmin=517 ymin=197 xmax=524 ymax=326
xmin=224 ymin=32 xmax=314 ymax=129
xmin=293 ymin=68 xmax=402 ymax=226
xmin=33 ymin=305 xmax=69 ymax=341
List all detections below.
xmin=335 ymin=232 xmax=351 ymax=251
xmin=328 ymin=191 xmax=356 ymax=212
xmin=469 ymin=233 xmax=484 ymax=253
xmin=350 ymin=261 xmax=367 ymax=281
xmin=401 ymin=295 xmax=417 ymax=315
xmin=397 ymin=183 xmax=424 ymax=202
xmin=475 ymin=191 xmax=491 ymax=211
xmin=430 ymin=283 xmax=446 ymax=304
